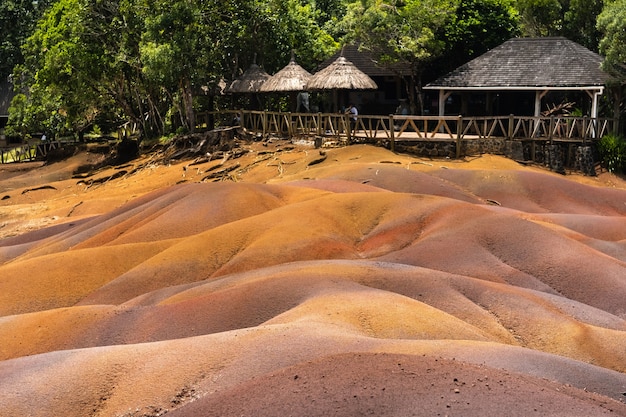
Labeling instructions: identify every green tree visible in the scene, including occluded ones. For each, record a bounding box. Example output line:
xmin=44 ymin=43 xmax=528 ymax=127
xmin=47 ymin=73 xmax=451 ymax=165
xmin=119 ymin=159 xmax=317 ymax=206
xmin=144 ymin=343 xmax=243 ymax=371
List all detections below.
xmin=311 ymin=0 xmax=349 ymax=40
xmin=340 ymin=0 xmax=457 ymax=113
xmin=513 ymin=0 xmax=603 ymax=51
xmin=438 ymin=0 xmax=519 ymax=73
xmin=11 ymin=0 xmax=338 ymax=139
xmin=562 ymin=0 xmax=603 ymax=51
xmin=228 ymin=0 xmax=337 ymax=75
xmin=597 ymin=0 xmax=626 ymax=132
xmin=514 ymin=0 xmax=562 ymax=37
xmin=597 ymin=0 xmax=626 ymax=75
xmin=0 ymin=0 xmax=52 ymax=79
xmin=141 ymin=0 xmax=206 ymax=132
xmin=12 ymin=0 xmax=164 ymax=140
xmin=140 ymin=0 xmax=336 ymax=129
xmin=265 ymin=0 xmax=338 ymax=70
xmin=15 ymin=0 xmax=128 ymax=140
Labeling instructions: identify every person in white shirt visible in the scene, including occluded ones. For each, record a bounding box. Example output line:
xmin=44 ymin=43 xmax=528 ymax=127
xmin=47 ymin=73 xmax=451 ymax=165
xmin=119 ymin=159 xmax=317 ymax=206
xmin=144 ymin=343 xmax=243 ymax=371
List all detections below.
xmin=345 ymin=103 xmax=358 ymax=131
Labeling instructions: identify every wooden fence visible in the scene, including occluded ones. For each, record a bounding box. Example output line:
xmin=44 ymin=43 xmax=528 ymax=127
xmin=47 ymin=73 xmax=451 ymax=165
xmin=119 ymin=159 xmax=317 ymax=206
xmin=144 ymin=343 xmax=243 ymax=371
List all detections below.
xmin=0 ymin=111 xmax=615 ymax=164
xmin=195 ymin=110 xmax=615 ymax=152
xmin=0 ymin=141 xmax=72 ymax=164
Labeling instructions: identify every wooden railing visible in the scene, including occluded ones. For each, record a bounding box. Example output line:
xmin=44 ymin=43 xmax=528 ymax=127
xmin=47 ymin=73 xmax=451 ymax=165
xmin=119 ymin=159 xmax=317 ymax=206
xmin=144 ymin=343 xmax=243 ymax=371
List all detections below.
xmin=195 ymin=110 xmax=616 ymax=146
xmin=0 ymin=112 xmax=614 ymax=164
xmin=0 ymin=144 xmax=37 ymax=163
xmin=0 ymin=140 xmax=74 ymax=164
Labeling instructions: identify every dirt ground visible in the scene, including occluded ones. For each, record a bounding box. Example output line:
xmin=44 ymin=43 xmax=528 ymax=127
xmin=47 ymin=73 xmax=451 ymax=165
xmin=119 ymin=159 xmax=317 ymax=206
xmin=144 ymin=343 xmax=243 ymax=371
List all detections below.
xmin=0 ymin=138 xmax=625 ymax=416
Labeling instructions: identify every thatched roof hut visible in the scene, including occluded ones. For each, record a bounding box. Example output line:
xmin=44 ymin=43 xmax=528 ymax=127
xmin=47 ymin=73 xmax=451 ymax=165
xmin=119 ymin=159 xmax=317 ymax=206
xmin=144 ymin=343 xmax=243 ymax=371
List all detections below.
xmin=307 ymin=56 xmax=378 ymax=91
xmin=260 ymin=57 xmax=311 ymax=93
xmin=226 ymin=63 xmax=271 ymax=94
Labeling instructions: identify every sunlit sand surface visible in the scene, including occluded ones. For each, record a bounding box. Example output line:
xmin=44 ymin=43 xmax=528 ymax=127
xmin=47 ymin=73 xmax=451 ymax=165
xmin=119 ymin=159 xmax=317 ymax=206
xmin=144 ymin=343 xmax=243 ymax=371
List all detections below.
xmin=1 ymin=142 xmax=625 ymax=416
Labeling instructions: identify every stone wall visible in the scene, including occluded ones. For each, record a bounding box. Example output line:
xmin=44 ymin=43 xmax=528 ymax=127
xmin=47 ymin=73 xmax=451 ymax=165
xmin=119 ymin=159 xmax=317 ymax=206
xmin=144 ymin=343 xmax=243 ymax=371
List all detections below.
xmin=392 ymin=140 xmax=456 ymax=158
xmin=506 ymin=141 xmax=597 ymax=176
xmin=369 ymin=137 xmax=597 ymax=176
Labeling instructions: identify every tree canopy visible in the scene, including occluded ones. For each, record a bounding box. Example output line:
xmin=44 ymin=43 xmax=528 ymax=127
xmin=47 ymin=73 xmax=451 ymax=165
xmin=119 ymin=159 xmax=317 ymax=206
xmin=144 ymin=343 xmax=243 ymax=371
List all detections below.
xmin=0 ymin=0 xmax=52 ymax=80
xmin=338 ymin=0 xmax=518 ymax=112
xmin=4 ymin=0 xmax=626 ymax=139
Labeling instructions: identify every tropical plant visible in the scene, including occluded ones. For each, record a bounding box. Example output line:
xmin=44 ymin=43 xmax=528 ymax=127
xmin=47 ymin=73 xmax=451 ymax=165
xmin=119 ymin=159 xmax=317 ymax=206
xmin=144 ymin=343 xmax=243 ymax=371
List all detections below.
xmin=597 ymin=133 xmax=626 ymax=173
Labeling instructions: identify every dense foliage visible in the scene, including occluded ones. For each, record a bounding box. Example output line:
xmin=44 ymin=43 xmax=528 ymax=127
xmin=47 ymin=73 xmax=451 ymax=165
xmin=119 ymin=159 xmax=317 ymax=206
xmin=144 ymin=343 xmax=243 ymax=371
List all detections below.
xmin=597 ymin=0 xmax=626 ymax=133
xmin=0 ymin=0 xmax=53 ymax=80
xmin=597 ymin=133 xmax=626 ymax=173
xmin=1 ymin=0 xmax=624 ymax=141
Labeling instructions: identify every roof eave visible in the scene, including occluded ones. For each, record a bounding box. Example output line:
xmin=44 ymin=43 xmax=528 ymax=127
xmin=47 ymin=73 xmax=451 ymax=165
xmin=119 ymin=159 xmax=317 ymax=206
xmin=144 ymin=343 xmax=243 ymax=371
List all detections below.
xmin=423 ymin=85 xmax=605 ymax=91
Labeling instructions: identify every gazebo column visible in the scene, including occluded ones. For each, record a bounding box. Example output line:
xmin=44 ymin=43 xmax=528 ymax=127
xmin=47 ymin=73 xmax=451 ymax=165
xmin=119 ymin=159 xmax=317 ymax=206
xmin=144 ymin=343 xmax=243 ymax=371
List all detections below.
xmin=534 ymin=90 xmax=549 ymax=137
xmin=534 ymin=89 xmax=549 ymax=117
xmin=586 ymin=88 xmax=603 ymax=138
xmin=438 ymin=90 xmax=452 ymax=116
xmin=586 ymin=88 xmax=603 ymax=119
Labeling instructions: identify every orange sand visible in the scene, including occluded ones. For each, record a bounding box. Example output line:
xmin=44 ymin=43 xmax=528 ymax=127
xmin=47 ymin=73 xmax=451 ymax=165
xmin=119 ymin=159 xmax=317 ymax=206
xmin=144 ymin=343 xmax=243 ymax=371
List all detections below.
xmin=0 ymin=141 xmax=625 ymax=416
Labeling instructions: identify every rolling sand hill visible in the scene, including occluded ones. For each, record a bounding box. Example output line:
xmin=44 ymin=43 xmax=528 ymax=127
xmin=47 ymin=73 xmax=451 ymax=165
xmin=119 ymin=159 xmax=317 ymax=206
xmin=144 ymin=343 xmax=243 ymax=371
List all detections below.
xmin=0 ymin=139 xmax=625 ymax=416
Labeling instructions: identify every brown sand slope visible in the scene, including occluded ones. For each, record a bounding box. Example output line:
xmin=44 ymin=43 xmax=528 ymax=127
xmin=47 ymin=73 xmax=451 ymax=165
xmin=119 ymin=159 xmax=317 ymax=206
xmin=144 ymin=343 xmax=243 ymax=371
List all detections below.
xmin=0 ymin=142 xmax=625 ymax=416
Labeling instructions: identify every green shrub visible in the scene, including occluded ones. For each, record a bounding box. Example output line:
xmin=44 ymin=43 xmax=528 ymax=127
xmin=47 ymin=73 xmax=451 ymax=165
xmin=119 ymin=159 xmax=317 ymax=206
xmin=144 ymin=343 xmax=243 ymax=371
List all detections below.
xmin=598 ymin=133 xmax=626 ymax=173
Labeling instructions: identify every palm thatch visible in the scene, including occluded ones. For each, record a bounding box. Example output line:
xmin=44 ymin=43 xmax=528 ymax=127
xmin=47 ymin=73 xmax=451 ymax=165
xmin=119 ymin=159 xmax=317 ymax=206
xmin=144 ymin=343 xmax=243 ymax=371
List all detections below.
xmin=306 ymin=56 xmax=378 ymax=91
xmin=226 ymin=63 xmax=271 ymax=94
xmin=260 ymin=58 xmax=312 ymax=93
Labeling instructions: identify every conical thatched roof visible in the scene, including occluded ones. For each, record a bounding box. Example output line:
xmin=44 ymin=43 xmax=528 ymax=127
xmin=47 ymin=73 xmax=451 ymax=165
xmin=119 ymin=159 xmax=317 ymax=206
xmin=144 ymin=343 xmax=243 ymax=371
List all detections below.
xmin=260 ymin=57 xmax=312 ymax=92
xmin=226 ymin=63 xmax=271 ymax=94
xmin=307 ymin=56 xmax=378 ymax=90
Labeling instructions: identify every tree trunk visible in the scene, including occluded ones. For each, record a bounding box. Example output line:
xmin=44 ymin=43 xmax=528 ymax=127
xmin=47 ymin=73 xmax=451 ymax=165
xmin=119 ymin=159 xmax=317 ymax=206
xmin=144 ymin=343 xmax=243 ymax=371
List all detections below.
xmin=405 ymin=76 xmax=417 ymax=115
xmin=181 ymin=77 xmax=196 ymax=133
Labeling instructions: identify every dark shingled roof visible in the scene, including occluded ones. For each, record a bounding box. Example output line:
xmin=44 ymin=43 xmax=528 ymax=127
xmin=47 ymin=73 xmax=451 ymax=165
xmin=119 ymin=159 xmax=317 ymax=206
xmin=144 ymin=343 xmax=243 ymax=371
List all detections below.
xmin=426 ymin=37 xmax=613 ymax=89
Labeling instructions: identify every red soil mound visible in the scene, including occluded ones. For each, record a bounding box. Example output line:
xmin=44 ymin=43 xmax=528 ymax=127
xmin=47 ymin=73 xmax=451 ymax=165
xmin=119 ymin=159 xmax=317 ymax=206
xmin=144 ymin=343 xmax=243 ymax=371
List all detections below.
xmin=0 ymin=142 xmax=625 ymax=416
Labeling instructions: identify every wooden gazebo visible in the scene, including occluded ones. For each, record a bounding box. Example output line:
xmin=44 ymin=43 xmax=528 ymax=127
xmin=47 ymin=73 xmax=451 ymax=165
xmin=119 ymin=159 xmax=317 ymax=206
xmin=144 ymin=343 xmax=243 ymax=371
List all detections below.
xmin=424 ymin=37 xmax=614 ymax=119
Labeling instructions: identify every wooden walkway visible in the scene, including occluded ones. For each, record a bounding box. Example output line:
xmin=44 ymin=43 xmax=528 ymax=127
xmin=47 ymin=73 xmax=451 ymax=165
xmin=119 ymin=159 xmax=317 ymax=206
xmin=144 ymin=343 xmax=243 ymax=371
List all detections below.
xmin=1 ymin=112 xmax=615 ymax=164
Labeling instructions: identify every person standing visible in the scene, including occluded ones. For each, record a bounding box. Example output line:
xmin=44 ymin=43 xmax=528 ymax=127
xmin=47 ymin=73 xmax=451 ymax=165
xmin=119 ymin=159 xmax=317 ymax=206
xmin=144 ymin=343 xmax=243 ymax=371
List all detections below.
xmin=345 ymin=103 xmax=358 ymax=131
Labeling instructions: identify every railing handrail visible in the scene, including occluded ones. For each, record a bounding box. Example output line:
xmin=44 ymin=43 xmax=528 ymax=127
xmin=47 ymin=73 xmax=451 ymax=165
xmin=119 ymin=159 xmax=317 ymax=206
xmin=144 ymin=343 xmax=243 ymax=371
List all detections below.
xmin=0 ymin=139 xmax=78 ymax=164
xmin=195 ymin=110 xmax=615 ymax=144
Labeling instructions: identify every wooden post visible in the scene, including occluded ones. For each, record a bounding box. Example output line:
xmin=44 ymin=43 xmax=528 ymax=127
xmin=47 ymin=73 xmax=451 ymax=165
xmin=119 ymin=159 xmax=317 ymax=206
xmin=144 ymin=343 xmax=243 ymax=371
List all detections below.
xmin=317 ymin=113 xmax=322 ymax=136
xmin=345 ymin=113 xmax=351 ymax=144
xmin=549 ymin=116 xmax=554 ymax=141
xmin=582 ymin=116 xmax=588 ymax=144
xmin=508 ymin=114 xmax=514 ymax=139
xmin=262 ymin=111 xmax=267 ymax=137
xmin=389 ymin=114 xmax=395 ymax=152
xmin=456 ymin=115 xmax=463 ymax=159
xmin=288 ymin=112 xmax=293 ymax=137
